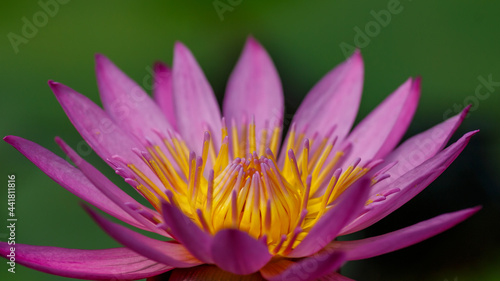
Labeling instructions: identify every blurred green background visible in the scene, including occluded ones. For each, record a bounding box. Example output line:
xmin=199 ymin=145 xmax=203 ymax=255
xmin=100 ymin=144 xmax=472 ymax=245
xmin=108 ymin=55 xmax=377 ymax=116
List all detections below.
xmin=0 ymin=0 xmax=499 ymax=280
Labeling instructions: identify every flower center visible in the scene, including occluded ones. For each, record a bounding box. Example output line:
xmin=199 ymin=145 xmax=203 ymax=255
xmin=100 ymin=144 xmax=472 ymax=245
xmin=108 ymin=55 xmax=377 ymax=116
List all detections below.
xmin=111 ymin=118 xmax=380 ymax=255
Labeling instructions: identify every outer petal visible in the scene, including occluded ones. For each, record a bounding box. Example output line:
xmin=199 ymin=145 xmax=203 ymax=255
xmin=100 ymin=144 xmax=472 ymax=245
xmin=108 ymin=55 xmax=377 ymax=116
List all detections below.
xmin=4 ymin=135 xmax=146 ymax=231
xmin=0 ymin=243 xmax=171 ymax=280
xmin=56 ymin=137 xmax=167 ymax=236
xmin=211 ymin=229 xmax=272 ymax=275
xmin=290 ymin=50 xmax=363 ymax=143
xmin=223 ymin=37 xmax=283 ymax=140
xmin=161 ymin=201 xmax=214 ymax=263
xmin=260 ymin=251 xmax=346 ymax=281
xmin=172 ymin=42 xmax=222 ymax=153
xmin=287 ymin=178 xmax=370 ymax=258
xmin=370 ymin=106 xmax=470 ymax=195
xmin=164 ymin=265 xmax=264 ymax=281
xmin=329 ymin=207 xmax=480 ymax=260
xmin=154 ymin=61 xmax=177 ymax=130
xmin=341 ymin=77 xmax=420 ymax=166
xmin=95 ymin=55 xmax=174 ymax=143
xmin=85 ymin=205 xmax=202 ymax=268
xmin=48 ymin=81 xmax=158 ymax=183
xmin=342 ymin=130 xmax=478 ymax=234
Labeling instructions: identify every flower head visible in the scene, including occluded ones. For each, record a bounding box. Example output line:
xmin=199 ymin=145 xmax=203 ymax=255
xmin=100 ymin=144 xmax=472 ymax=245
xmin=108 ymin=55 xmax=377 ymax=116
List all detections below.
xmin=1 ymin=37 xmax=479 ymax=280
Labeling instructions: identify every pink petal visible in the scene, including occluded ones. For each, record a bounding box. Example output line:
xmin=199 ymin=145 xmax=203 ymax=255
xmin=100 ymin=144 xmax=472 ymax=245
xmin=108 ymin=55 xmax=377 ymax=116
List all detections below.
xmin=370 ymin=106 xmax=470 ymax=195
xmin=223 ymin=37 xmax=283 ymax=141
xmin=211 ymin=229 xmax=272 ymax=275
xmin=55 ymin=137 xmax=167 ymax=237
xmin=48 ymin=81 xmax=156 ymax=180
xmin=330 ymin=207 xmax=480 ymax=260
xmin=95 ymin=55 xmax=174 ymax=143
xmin=287 ymin=178 xmax=370 ymax=258
xmin=342 ymin=77 xmax=420 ymax=166
xmin=84 ymin=205 xmax=202 ymax=268
xmin=165 ymin=265 xmax=264 ymax=281
xmin=0 ymin=242 xmax=171 ymax=280
xmin=172 ymin=42 xmax=222 ymax=153
xmin=260 ymin=251 xmax=346 ymax=281
xmin=341 ymin=131 xmax=478 ymax=234
xmin=290 ymin=50 xmax=363 ymax=143
xmin=154 ymin=61 xmax=177 ymax=130
xmin=4 ymin=135 xmax=147 ymax=231
xmin=161 ymin=201 xmax=214 ymax=263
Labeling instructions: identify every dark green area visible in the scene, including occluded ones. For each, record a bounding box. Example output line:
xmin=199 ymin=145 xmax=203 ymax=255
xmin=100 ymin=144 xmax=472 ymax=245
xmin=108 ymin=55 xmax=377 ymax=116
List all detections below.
xmin=0 ymin=0 xmax=499 ymax=280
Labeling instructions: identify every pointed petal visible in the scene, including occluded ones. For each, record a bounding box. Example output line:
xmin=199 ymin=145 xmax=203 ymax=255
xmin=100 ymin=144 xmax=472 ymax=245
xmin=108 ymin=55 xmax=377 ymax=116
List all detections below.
xmin=55 ymin=137 xmax=168 ymax=237
xmin=85 ymin=205 xmax=202 ymax=268
xmin=223 ymin=37 xmax=283 ymax=137
xmin=0 ymin=243 xmax=171 ymax=280
xmin=342 ymin=77 xmax=420 ymax=166
xmin=261 ymin=251 xmax=345 ymax=281
xmin=342 ymin=131 xmax=478 ymax=234
xmin=95 ymin=55 xmax=174 ymax=143
xmin=48 ymin=81 xmax=154 ymax=176
xmin=211 ymin=229 xmax=272 ymax=275
xmin=290 ymin=50 xmax=364 ymax=142
xmin=330 ymin=207 xmax=480 ymax=260
xmin=4 ymin=135 xmax=147 ymax=231
xmin=375 ymin=77 xmax=421 ymax=158
xmin=165 ymin=265 xmax=264 ymax=281
xmin=288 ymin=178 xmax=370 ymax=258
xmin=161 ymin=202 xmax=214 ymax=263
xmin=370 ymin=106 xmax=470 ymax=195
xmin=172 ymin=42 xmax=222 ymax=153
xmin=154 ymin=61 xmax=177 ymax=130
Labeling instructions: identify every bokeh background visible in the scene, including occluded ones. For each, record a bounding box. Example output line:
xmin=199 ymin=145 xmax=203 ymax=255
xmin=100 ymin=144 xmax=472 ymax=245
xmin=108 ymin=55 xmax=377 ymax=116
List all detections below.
xmin=1 ymin=0 xmax=499 ymax=280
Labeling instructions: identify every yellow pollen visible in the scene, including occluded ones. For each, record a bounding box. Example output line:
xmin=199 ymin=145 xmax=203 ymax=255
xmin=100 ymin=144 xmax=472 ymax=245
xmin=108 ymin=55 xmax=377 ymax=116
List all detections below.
xmin=120 ymin=119 xmax=373 ymax=255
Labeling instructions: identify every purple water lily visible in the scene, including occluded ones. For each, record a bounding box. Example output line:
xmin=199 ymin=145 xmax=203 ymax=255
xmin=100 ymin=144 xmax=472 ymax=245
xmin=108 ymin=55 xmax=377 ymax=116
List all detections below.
xmin=1 ymin=37 xmax=479 ymax=281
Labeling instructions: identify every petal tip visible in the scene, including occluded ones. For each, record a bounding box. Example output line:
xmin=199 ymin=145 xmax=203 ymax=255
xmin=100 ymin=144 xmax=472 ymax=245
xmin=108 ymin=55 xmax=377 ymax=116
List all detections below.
xmin=3 ymin=135 xmax=12 ymax=142
xmin=245 ymin=35 xmax=262 ymax=50
xmin=48 ymin=81 xmax=67 ymax=95
xmin=174 ymin=41 xmax=189 ymax=55
xmin=154 ymin=61 xmax=169 ymax=73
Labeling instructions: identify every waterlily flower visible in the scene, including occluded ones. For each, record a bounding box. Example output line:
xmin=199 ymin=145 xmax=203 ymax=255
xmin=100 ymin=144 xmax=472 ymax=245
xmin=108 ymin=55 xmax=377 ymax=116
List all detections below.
xmin=1 ymin=37 xmax=479 ymax=281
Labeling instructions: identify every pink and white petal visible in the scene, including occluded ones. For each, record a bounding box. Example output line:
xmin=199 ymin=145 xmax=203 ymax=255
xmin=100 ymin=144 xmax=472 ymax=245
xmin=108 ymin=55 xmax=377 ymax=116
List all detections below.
xmin=341 ymin=130 xmax=478 ymax=234
xmin=172 ymin=42 xmax=222 ymax=154
xmin=287 ymin=178 xmax=370 ymax=258
xmin=161 ymin=201 xmax=214 ymax=263
xmin=341 ymin=77 xmax=420 ymax=166
xmin=329 ymin=207 xmax=480 ymax=260
xmin=370 ymin=106 xmax=470 ymax=195
xmin=164 ymin=265 xmax=264 ymax=281
xmin=95 ymin=55 xmax=174 ymax=143
xmin=56 ymin=137 xmax=168 ymax=237
xmin=85 ymin=205 xmax=202 ymax=268
xmin=211 ymin=229 xmax=272 ymax=275
xmin=0 ymin=242 xmax=171 ymax=280
xmin=290 ymin=50 xmax=364 ymax=143
xmin=4 ymin=135 xmax=148 ymax=231
xmin=154 ymin=61 xmax=177 ymax=130
xmin=49 ymin=81 xmax=155 ymax=178
xmin=223 ymin=37 xmax=283 ymax=139
xmin=261 ymin=251 xmax=346 ymax=281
